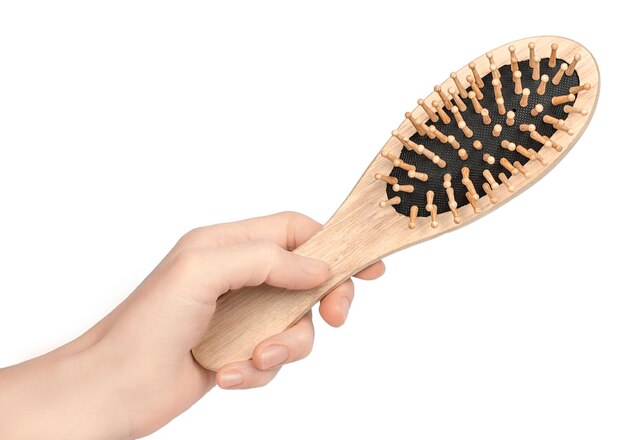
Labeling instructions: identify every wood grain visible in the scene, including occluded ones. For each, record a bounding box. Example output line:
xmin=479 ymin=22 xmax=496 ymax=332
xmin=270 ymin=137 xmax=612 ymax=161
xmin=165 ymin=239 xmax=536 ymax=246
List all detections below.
xmin=192 ymin=36 xmax=600 ymax=370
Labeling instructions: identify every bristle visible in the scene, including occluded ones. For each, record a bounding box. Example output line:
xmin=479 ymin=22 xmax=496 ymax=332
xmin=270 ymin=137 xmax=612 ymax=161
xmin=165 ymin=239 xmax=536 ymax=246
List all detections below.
xmin=430 ymin=204 xmax=438 ymax=228
xmin=447 ymin=135 xmax=460 ymax=149
xmin=492 ymin=124 xmax=502 ymax=137
xmin=421 ymin=122 xmax=437 ymax=139
xmin=461 ymin=166 xmax=479 ymax=200
xmin=564 ymin=105 xmax=588 ymax=115
xmin=473 ymin=140 xmax=483 ymax=150
xmin=506 ymin=110 xmax=515 ymax=126
xmin=429 ymin=125 xmax=449 ymax=144
xmin=500 ymin=157 xmax=519 ymax=175
xmin=434 ymin=85 xmax=453 ymax=110
xmin=409 ymin=205 xmax=418 ymax=229
xmin=549 ymin=43 xmax=558 ymax=68
xmin=465 ymin=192 xmax=481 ymax=213
xmin=450 ymin=72 xmax=467 ymax=98
xmin=469 ymin=91 xmax=484 ymax=114
xmin=392 ymin=130 xmax=413 ymax=151
xmin=570 ymin=83 xmax=591 ymax=94
xmin=381 ymin=150 xmax=401 ymax=166
xmin=492 ymin=78 xmax=503 ymax=101
xmin=375 ymin=173 xmax=398 ymax=185
xmin=432 ymin=100 xmax=452 ymax=124
xmin=544 ymin=134 xmax=564 ymax=151
xmin=515 ymin=144 xmax=536 ymax=161
xmin=419 ymin=99 xmax=439 ymax=123
xmin=460 ymin=121 xmax=474 ymax=138
xmin=528 ymin=148 xmax=548 ymax=166
xmin=449 ymin=87 xmax=468 ymax=112
xmin=537 ymin=74 xmax=549 ymax=95
xmin=451 ymin=106 xmax=465 ymax=125
xmin=469 ymin=62 xmax=484 ymax=87
xmin=529 ymin=129 xmax=552 ymax=148
xmin=481 ymin=108 xmax=491 ymax=125
xmin=513 ymin=70 xmax=523 ymax=94
xmin=520 ymin=88 xmax=530 ymax=107
xmin=392 ymin=183 xmax=415 ymax=193
xmin=501 ymin=139 xmax=516 ymax=151
xmin=405 ymin=112 xmax=426 ymax=136
xmin=498 ymin=172 xmax=515 ymax=192
xmin=528 ymin=42 xmax=536 ymax=68
xmin=407 ymin=169 xmax=429 ymax=182
xmin=552 ymin=63 xmax=568 ymax=85
xmin=490 ymin=63 xmax=500 ymax=79
xmin=482 ymin=182 xmax=498 ymax=204
xmin=467 ymin=75 xmax=484 ymax=99
xmin=519 ymin=123 xmax=535 ymax=132
xmin=496 ymin=97 xmax=506 ymax=115
xmin=483 ymin=153 xmax=495 ymax=164
xmin=566 ymin=54 xmax=581 ymax=76
xmin=444 ymin=177 xmax=457 ymax=209
xmin=513 ymin=161 xmax=529 ymax=177
xmin=511 ymin=56 xmax=519 ymax=74
xmin=552 ymin=93 xmax=576 ymax=106
xmin=532 ymin=56 xmax=541 ymax=80
xmin=508 ymin=45 xmax=516 ymax=63
xmin=404 ymin=137 xmax=447 ymax=168
xmin=483 ymin=169 xmax=499 ymax=189
xmin=425 ymin=190 xmax=434 ymax=212
xmin=543 ymin=115 xmax=573 ymax=135
xmin=458 ymin=148 xmax=468 ymax=160
xmin=531 ymin=104 xmax=544 ymax=116
xmin=379 ymin=196 xmax=401 ymax=208
xmin=486 ymin=51 xmax=494 ymax=65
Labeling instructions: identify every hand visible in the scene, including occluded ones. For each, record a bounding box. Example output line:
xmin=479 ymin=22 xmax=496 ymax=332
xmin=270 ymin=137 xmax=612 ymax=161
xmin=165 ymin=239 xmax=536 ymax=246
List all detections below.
xmin=0 ymin=212 xmax=384 ymax=439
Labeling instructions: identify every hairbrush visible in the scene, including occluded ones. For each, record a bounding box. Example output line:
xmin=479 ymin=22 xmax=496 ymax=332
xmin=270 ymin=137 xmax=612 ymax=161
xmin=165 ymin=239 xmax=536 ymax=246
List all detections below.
xmin=192 ymin=36 xmax=599 ymax=370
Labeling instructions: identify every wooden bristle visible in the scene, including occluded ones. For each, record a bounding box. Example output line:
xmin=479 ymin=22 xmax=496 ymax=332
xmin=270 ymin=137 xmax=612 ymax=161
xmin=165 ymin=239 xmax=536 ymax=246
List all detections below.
xmin=500 ymin=157 xmax=519 ymax=175
xmin=552 ymin=63 xmax=568 ymax=85
xmin=520 ymin=88 xmax=530 ymax=107
xmin=537 ymin=74 xmax=549 ymax=95
xmin=532 ymin=56 xmax=541 ymax=80
xmin=552 ymin=93 xmax=576 ymax=106
xmin=467 ymin=75 xmax=484 ymax=99
xmin=447 ymin=135 xmax=460 ymax=149
xmin=430 ymin=204 xmax=438 ymax=228
xmin=459 ymin=121 xmax=473 ymax=138
xmin=451 ymin=106 xmax=464 ymax=125
xmin=469 ymin=62 xmax=484 ymax=87
xmin=483 ymin=153 xmax=495 ymax=165
xmin=511 ymin=56 xmax=519 ymax=74
xmin=425 ymin=190 xmax=434 ymax=212
xmin=496 ymin=97 xmax=506 ymax=115
xmin=481 ymin=108 xmax=491 ymax=125
xmin=482 ymin=182 xmax=497 ymax=204
xmin=486 ymin=51 xmax=494 ymax=64
xmin=421 ymin=122 xmax=437 ymax=139
xmin=570 ymin=83 xmax=591 ymax=94
xmin=528 ymin=42 xmax=536 ymax=68
xmin=483 ymin=169 xmax=499 ymax=189
xmin=544 ymin=135 xmax=563 ymax=151
xmin=528 ymin=148 xmax=548 ymax=166
xmin=450 ymin=72 xmax=467 ymax=98
xmin=407 ymin=169 xmax=429 ymax=182
xmin=513 ymin=70 xmax=523 ymax=94
xmin=514 ymin=161 xmax=529 ymax=177
xmin=490 ymin=63 xmax=500 ymax=79
xmin=381 ymin=150 xmax=401 ymax=166
xmin=403 ymin=137 xmax=447 ymax=168
xmin=449 ymin=87 xmax=468 ymax=112
xmin=492 ymin=124 xmax=502 ymax=137
xmin=564 ymin=105 xmax=588 ymax=115
xmin=465 ymin=192 xmax=481 ymax=213
xmin=515 ymin=144 xmax=535 ymax=161
xmin=531 ymin=104 xmax=544 ymax=116
xmin=498 ymin=172 xmax=515 ymax=192
xmin=380 ymin=195 xmax=401 ymax=208
xmin=501 ymin=139 xmax=516 ymax=151
xmin=432 ymin=100 xmax=452 ymax=124
xmin=492 ymin=78 xmax=503 ymax=100
xmin=375 ymin=173 xmax=398 ymax=185
xmin=461 ymin=166 xmax=479 ymax=200
xmin=473 ymin=140 xmax=483 ymax=150
xmin=469 ymin=91 xmax=484 ymax=114
xmin=519 ymin=123 xmax=535 ymax=132
xmin=506 ymin=110 xmax=515 ymax=126
xmin=429 ymin=125 xmax=449 ymax=144
xmin=419 ymin=99 xmax=439 ymax=123
xmin=409 ymin=205 xmax=418 ymax=229
xmin=405 ymin=112 xmax=426 ymax=136
xmin=529 ymin=129 xmax=552 ymax=148
xmin=566 ymin=54 xmax=581 ymax=76
xmin=549 ymin=43 xmax=558 ymax=68
xmin=458 ymin=148 xmax=468 ymax=160
xmin=434 ymin=85 xmax=453 ymax=110
xmin=393 ymin=183 xmax=415 ymax=193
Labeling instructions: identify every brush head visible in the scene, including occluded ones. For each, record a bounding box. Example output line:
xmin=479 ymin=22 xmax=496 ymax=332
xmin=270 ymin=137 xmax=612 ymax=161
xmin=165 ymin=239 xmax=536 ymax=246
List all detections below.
xmin=373 ymin=36 xmax=599 ymax=232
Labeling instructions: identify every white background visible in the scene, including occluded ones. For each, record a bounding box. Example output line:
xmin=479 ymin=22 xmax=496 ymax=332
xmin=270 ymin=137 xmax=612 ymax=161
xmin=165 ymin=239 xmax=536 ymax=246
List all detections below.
xmin=1 ymin=1 xmax=624 ymax=439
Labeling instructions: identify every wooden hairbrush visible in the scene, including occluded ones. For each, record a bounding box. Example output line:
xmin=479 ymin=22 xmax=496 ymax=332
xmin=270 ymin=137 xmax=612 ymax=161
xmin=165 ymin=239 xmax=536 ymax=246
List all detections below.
xmin=192 ymin=36 xmax=599 ymax=370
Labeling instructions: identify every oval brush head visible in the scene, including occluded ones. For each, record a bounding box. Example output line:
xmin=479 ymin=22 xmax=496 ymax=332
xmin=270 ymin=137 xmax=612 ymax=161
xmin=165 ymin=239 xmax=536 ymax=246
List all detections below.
xmin=193 ymin=36 xmax=599 ymax=370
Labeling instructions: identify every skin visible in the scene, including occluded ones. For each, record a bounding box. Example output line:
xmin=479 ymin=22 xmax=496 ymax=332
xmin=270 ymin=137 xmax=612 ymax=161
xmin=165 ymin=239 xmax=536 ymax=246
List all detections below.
xmin=0 ymin=211 xmax=384 ymax=439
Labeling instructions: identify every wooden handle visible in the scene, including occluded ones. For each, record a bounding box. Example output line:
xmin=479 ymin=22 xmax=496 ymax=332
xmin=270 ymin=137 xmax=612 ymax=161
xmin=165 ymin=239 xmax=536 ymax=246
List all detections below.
xmin=191 ymin=217 xmax=388 ymax=370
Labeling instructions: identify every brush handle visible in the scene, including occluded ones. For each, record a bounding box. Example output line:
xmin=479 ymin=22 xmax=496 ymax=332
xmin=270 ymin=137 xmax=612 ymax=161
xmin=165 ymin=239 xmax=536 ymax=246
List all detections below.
xmin=191 ymin=217 xmax=386 ymax=370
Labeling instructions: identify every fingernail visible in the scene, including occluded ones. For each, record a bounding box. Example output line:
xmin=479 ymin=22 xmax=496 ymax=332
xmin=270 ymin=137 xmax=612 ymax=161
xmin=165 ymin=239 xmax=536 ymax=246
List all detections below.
xmin=260 ymin=345 xmax=289 ymax=370
xmin=340 ymin=297 xmax=351 ymax=322
xmin=299 ymin=257 xmax=329 ymax=276
xmin=219 ymin=371 xmax=244 ymax=388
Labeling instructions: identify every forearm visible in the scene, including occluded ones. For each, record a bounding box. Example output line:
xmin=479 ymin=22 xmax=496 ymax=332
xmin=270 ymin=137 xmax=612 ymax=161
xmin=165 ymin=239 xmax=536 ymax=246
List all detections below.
xmin=0 ymin=342 xmax=131 ymax=440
